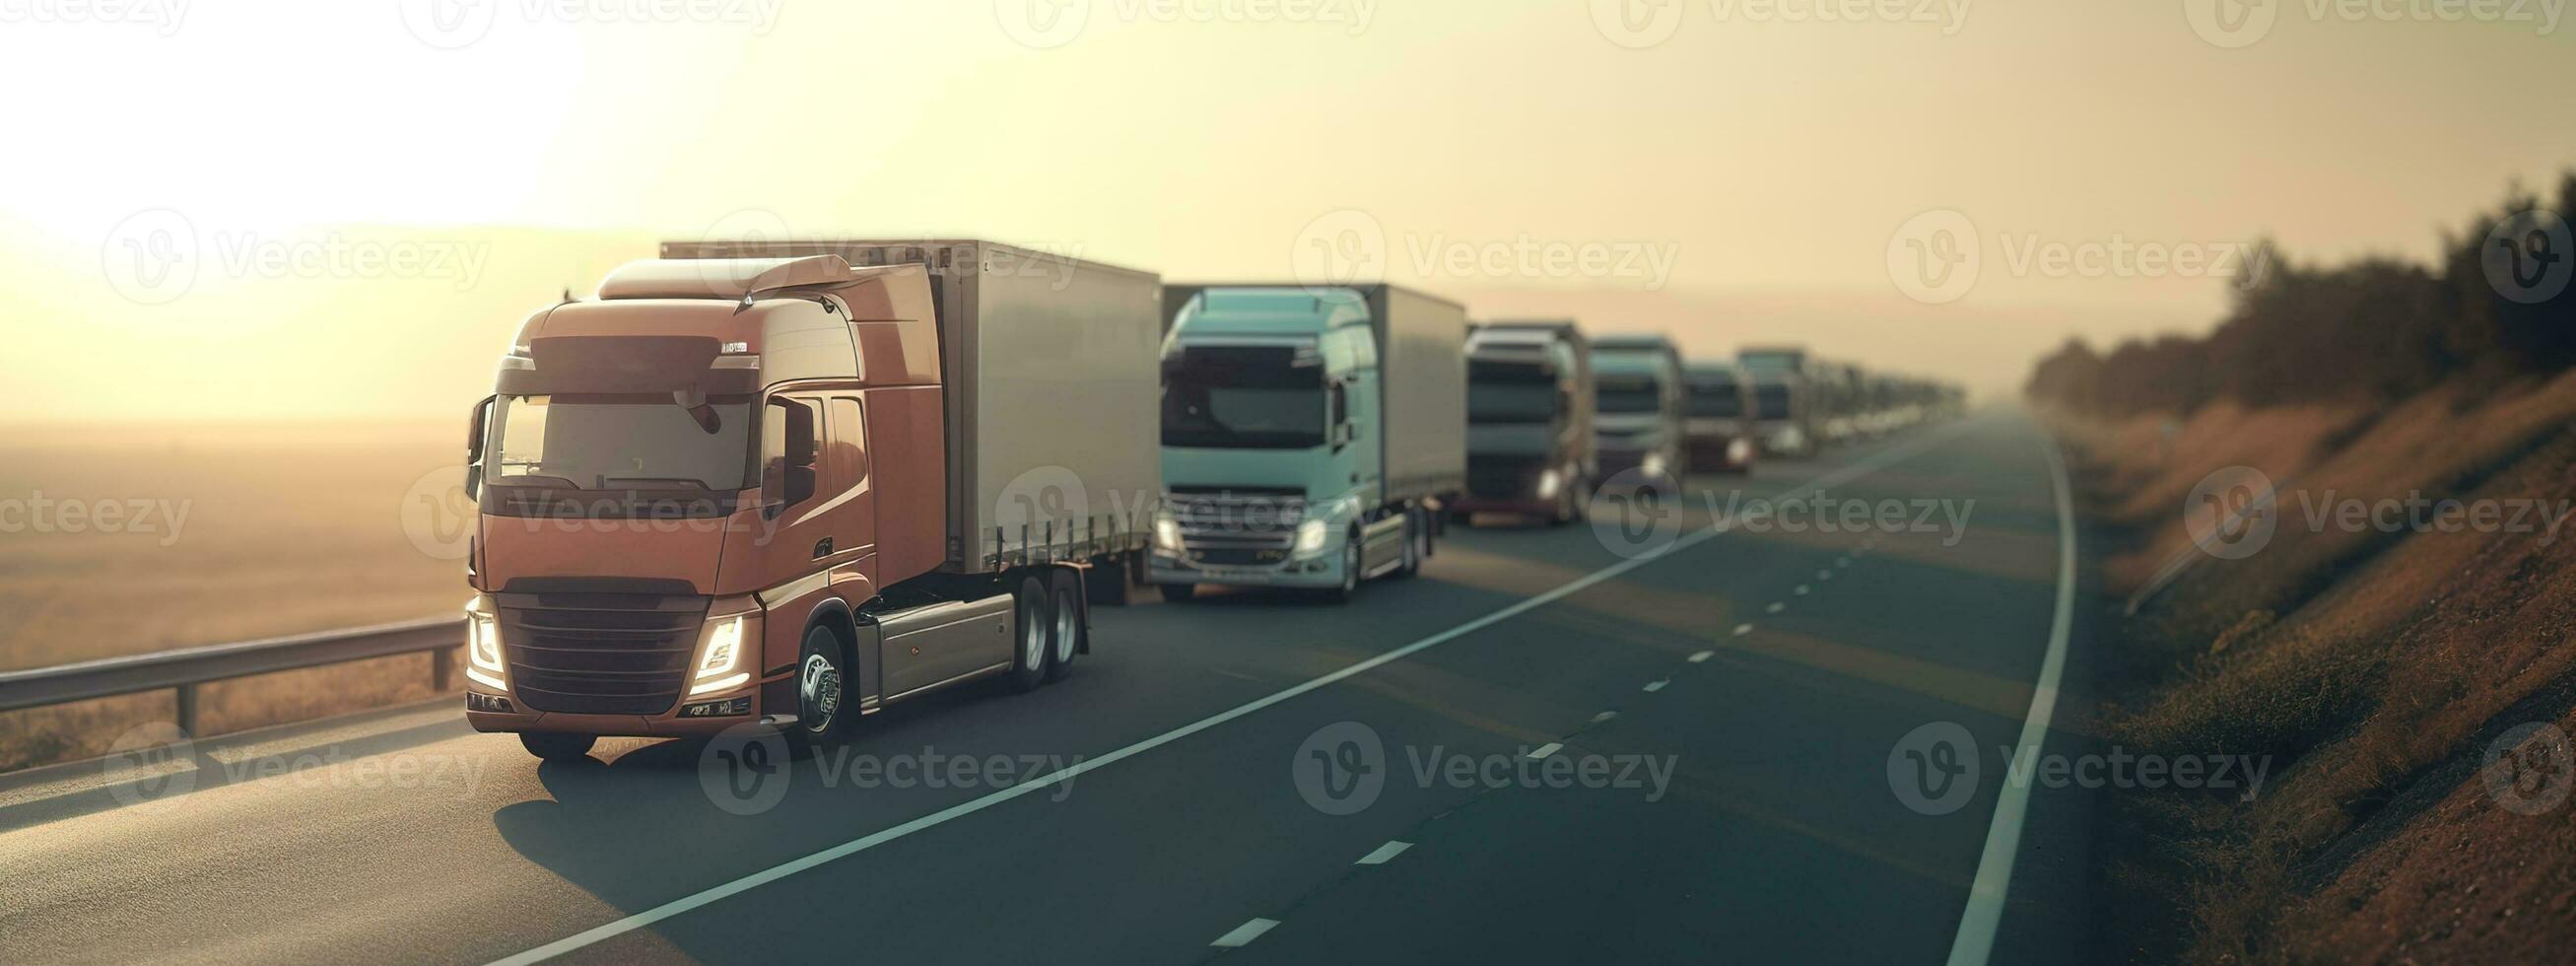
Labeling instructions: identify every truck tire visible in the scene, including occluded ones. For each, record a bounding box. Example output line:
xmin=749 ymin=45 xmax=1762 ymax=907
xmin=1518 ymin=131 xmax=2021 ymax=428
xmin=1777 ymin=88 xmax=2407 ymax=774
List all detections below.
xmin=1007 ymin=575 xmax=1053 ymax=693
xmin=790 ymin=624 xmax=853 ymax=742
xmin=520 ymin=732 xmax=596 ymax=762
xmin=1324 ymin=532 xmax=1362 ymax=603
xmin=1048 ymin=569 xmax=1085 ymax=680
xmin=1159 ymin=583 xmax=1196 ymax=603
xmin=1394 ymin=509 xmax=1424 ymax=579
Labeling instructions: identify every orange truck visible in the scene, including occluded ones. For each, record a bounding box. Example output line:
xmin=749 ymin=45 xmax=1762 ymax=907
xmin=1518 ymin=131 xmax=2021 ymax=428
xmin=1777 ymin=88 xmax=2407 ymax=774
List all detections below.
xmin=460 ymin=241 xmax=1163 ymax=760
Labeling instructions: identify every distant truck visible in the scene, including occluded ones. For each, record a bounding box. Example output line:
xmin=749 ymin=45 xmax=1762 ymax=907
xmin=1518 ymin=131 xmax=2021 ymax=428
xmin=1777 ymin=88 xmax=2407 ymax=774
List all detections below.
xmin=1153 ymin=284 xmax=1466 ymax=602
xmin=1681 ymin=361 xmax=1759 ymax=475
xmin=1738 ymin=344 xmax=1819 ymax=457
xmin=462 ymin=241 xmax=1163 ymax=760
xmin=1456 ymin=320 xmax=1595 ymax=524
xmin=1589 ymin=334 xmax=1686 ymax=486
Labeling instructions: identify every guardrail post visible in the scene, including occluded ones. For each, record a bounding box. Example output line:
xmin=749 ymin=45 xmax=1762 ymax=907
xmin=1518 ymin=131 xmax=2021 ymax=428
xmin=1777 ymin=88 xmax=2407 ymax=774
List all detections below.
xmin=174 ymin=683 xmax=199 ymax=737
xmin=432 ymin=647 xmax=454 ymax=693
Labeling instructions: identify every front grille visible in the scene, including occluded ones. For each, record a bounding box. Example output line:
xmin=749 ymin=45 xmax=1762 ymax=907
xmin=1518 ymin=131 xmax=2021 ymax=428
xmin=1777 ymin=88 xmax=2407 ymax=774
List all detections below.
xmin=1468 ymin=455 xmax=1541 ymax=498
xmin=497 ymin=591 xmax=709 ymax=716
xmin=1166 ymin=488 xmax=1306 ymax=564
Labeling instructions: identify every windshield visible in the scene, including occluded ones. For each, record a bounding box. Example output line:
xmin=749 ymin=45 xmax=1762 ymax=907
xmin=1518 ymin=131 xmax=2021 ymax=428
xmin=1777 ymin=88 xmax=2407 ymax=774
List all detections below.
xmin=1688 ymin=378 xmax=1745 ymax=418
xmin=1163 ymin=345 xmax=1326 ymax=449
xmin=1469 ymin=360 xmax=1561 ymax=424
xmin=1595 ymin=375 xmax=1662 ymax=415
xmin=1755 ymin=383 xmax=1793 ymax=419
xmin=487 ymin=393 xmax=758 ymax=491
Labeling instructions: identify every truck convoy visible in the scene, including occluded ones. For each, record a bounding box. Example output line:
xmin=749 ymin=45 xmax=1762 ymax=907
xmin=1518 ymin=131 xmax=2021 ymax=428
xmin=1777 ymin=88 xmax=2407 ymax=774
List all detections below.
xmin=1681 ymin=361 xmax=1759 ymax=475
xmin=1589 ymin=334 xmax=1687 ymax=487
xmin=1152 ymin=285 xmax=1466 ymax=601
xmin=1456 ymin=320 xmax=1596 ymax=525
xmin=1736 ymin=345 xmax=1960 ymax=454
xmin=462 ymin=241 xmax=1162 ymax=760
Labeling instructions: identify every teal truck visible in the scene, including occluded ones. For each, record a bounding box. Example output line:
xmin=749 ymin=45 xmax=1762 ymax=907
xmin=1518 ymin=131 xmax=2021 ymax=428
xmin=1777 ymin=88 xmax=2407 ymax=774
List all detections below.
xmin=1152 ymin=285 xmax=1467 ymax=602
xmin=1589 ymin=334 xmax=1687 ymax=488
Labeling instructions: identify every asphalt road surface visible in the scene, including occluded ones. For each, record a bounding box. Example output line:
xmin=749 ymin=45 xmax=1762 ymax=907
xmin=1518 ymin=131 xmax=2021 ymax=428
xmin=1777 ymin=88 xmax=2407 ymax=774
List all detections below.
xmin=0 ymin=412 xmax=2103 ymax=966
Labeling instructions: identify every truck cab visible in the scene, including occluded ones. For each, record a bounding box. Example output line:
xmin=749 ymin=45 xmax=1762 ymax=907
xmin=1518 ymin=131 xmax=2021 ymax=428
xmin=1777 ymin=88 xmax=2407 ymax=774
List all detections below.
xmin=1682 ymin=361 xmax=1759 ymax=475
xmin=1589 ymin=334 xmax=1686 ymax=488
xmin=1739 ymin=345 xmax=1819 ymax=457
xmin=1457 ymin=321 xmax=1595 ymax=525
xmin=1151 ymin=285 xmax=1464 ymax=602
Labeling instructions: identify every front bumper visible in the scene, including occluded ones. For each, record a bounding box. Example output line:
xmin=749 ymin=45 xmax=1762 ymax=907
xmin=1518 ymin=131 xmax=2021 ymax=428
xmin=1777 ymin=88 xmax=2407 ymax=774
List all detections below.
xmin=1150 ymin=548 xmax=1349 ymax=589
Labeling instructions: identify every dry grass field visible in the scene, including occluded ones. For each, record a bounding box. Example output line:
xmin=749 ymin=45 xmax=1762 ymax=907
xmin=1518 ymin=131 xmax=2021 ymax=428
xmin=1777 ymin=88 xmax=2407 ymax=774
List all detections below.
xmin=2053 ymin=371 xmax=2576 ymax=963
xmin=0 ymin=422 xmax=471 ymax=771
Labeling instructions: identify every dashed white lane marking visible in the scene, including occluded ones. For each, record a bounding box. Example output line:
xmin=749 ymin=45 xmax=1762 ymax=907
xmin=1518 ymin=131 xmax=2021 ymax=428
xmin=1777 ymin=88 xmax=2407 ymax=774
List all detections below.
xmin=1211 ymin=918 xmax=1281 ymax=948
xmin=1817 ymin=570 xmax=1833 ymax=582
xmin=1688 ymin=650 xmax=1714 ymax=663
xmin=1642 ymin=679 xmax=1668 ymax=693
xmin=1356 ymin=841 xmax=1413 ymax=865
xmin=478 ymin=418 xmax=1982 ymax=966
xmin=1733 ymin=623 xmax=1754 ymax=637
xmin=1836 ymin=557 xmax=1852 ymax=568
xmin=1527 ymin=742 xmax=1563 ymax=759
xmin=1766 ymin=601 xmax=1786 ymax=614
xmin=1591 ymin=711 xmax=1617 ymax=724
xmin=1794 ymin=585 xmax=1810 ymax=595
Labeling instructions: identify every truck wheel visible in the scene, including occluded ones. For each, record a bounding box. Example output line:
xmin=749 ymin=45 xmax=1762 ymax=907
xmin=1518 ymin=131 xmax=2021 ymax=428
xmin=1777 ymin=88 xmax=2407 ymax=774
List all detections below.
xmin=1007 ymin=575 xmax=1053 ymax=693
xmin=1158 ymin=583 xmax=1196 ymax=603
xmin=1048 ymin=569 xmax=1085 ymax=680
xmin=1325 ymin=534 xmax=1361 ymax=603
xmin=791 ymin=625 xmax=852 ymax=741
xmin=520 ymin=732 xmax=596 ymax=762
xmin=1394 ymin=510 xmax=1424 ymax=579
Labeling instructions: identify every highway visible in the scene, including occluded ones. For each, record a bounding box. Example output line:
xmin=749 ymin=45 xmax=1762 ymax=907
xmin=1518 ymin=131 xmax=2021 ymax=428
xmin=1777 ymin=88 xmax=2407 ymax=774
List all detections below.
xmin=0 ymin=412 xmax=2097 ymax=966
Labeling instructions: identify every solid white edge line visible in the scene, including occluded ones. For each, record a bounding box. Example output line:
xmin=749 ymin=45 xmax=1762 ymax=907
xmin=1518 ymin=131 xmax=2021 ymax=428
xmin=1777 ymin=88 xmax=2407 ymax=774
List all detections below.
xmin=1942 ymin=424 xmax=2077 ymax=966
xmin=1210 ymin=918 xmax=1281 ymax=947
xmin=1355 ymin=840 xmax=1413 ymax=865
xmin=482 ymin=421 xmax=1979 ymax=966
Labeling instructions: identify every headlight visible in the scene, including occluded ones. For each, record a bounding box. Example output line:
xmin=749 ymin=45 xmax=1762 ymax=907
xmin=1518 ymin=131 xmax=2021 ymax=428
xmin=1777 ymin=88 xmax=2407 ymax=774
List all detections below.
xmin=1728 ymin=439 xmax=1753 ymax=462
xmin=1535 ymin=468 xmax=1563 ymax=499
xmin=1294 ymin=518 xmax=1330 ymax=554
xmin=1154 ymin=517 xmax=1185 ymax=553
xmin=465 ymin=602 xmax=508 ymax=691
xmin=1641 ymin=451 xmax=1669 ymax=479
xmin=689 ymin=614 xmax=752 ymax=697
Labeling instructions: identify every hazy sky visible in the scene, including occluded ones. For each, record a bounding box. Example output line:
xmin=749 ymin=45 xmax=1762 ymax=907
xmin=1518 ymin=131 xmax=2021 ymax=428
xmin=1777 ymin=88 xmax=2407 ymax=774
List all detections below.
xmin=2 ymin=0 xmax=2569 ymax=421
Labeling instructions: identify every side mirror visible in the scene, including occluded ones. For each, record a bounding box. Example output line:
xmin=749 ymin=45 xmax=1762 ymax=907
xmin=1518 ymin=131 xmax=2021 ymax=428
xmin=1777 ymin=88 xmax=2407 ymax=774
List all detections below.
xmin=464 ymin=396 xmax=494 ymax=501
xmin=763 ymin=397 xmax=819 ymax=517
xmin=1327 ymin=381 xmax=1351 ymax=451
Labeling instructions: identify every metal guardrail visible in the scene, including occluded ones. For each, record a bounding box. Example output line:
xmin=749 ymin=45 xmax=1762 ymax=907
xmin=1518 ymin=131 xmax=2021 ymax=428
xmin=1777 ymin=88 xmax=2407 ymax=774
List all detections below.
xmin=0 ymin=616 xmax=465 ymax=735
